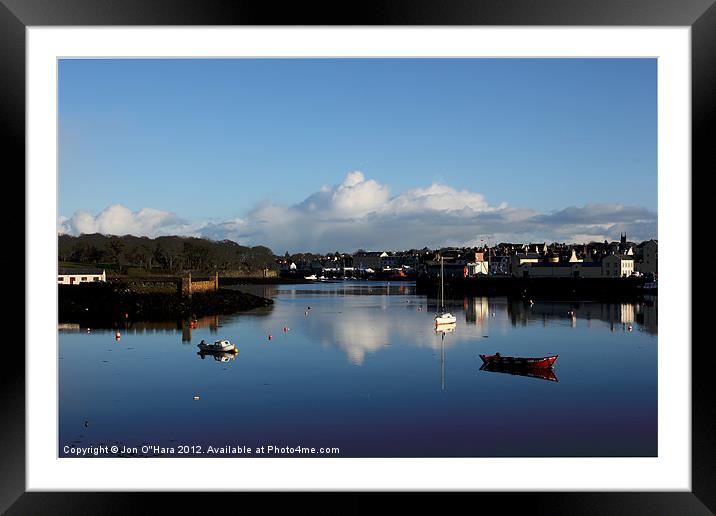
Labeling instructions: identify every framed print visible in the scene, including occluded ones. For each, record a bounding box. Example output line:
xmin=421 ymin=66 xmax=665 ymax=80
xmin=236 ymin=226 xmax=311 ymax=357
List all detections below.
xmin=5 ymin=0 xmax=712 ymax=513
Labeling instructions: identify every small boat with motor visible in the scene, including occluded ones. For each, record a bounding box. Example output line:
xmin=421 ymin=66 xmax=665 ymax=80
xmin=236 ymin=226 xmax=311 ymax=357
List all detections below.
xmin=304 ymin=274 xmax=317 ymax=280
xmin=479 ymin=353 xmax=558 ymax=368
xmin=197 ymin=339 xmax=238 ymax=354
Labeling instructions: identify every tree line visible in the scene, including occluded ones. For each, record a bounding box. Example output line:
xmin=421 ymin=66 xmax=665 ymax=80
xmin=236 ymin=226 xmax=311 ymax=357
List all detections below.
xmin=58 ymin=233 xmax=278 ymax=275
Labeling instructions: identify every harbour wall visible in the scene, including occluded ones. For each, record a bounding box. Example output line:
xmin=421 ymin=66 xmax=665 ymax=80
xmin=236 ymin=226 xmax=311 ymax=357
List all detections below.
xmin=110 ymin=274 xmax=219 ymax=296
xmin=416 ymin=275 xmax=653 ymax=300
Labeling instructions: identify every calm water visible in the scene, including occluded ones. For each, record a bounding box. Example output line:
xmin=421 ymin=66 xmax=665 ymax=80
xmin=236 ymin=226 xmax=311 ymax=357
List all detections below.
xmin=59 ymin=281 xmax=657 ymax=457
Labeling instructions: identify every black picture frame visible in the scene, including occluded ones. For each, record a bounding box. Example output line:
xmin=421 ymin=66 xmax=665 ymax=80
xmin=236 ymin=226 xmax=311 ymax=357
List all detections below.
xmin=4 ymin=1 xmax=710 ymax=513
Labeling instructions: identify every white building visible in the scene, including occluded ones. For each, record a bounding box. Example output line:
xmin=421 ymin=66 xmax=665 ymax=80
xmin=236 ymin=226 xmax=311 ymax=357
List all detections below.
xmin=466 ymin=251 xmax=489 ymax=276
xmin=467 ymin=261 xmax=489 ymax=276
xmin=601 ymin=254 xmax=635 ymax=278
xmin=58 ymin=268 xmax=106 ymax=285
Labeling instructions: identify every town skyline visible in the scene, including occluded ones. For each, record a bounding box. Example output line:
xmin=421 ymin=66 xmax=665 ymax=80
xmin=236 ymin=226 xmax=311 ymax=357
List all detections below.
xmin=58 ymin=223 xmax=655 ymax=259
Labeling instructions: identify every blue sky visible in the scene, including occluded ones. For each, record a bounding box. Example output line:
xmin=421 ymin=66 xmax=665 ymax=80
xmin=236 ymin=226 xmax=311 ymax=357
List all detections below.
xmin=59 ymin=58 xmax=657 ymax=252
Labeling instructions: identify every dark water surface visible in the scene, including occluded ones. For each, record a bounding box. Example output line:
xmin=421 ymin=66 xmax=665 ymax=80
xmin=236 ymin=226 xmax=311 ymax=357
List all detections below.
xmin=59 ymin=281 xmax=657 ymax=457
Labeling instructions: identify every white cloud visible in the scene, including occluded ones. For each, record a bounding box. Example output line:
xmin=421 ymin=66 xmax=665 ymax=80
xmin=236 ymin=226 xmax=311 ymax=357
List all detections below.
xmin=60 ymin=204 xmax=197 ymax=238
xmin=388 ymin=183 xmax=493 ymax=214
xmin=58 ymin=171 xmax=657 ymax=252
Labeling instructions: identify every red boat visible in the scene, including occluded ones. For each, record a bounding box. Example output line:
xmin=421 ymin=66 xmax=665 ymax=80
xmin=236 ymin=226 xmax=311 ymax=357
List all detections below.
xmin=479 ymin=353 xmax=558 ymax=369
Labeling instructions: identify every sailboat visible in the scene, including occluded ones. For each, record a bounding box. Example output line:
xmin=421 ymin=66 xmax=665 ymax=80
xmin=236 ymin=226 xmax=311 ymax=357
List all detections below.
xmin=435 ymin=256 xmax=457 ymax=327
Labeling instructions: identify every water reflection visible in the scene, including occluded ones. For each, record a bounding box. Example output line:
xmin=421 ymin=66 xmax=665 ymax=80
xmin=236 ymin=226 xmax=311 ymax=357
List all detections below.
xmin=63 ymin=290 xmax=657 ymax=365
xmin=182 ymin=315 xmax=220 ymax=342
xmin=294 ymin=290 xmax=656 ymax=364
xmin=436 ymin=322 xmax=456 ymax=391
xmin=479 ymin=362 xmax=559 ymax=382
xmin=421 ymin=295 xmax=656 ymax=336
xmin=326 ymin=309 xmax=393 ymax=365
xmin=464 ymin=296 xmax=491 ymax=326
xmin=59 ymin=312 xmax=265 ymax=345
xmin=505 ymin=298 xmax=657 ymax=335
xmin=59 ymin=281 xmax=657 ymax=457
xmin=196 ymin=350 xmax=237 ymax=363
xmin=182 ymin=286 xmax=657 ymax=365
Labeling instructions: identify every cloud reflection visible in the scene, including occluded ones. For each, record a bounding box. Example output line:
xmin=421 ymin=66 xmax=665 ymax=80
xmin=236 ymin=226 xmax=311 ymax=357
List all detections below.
xmin=293 ymin=288 xmax=657 ymax=364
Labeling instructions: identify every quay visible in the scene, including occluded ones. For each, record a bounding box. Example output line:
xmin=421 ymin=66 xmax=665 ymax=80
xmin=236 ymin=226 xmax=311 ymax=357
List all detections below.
xmin=415 ymin=275 xmax=653 ymax=299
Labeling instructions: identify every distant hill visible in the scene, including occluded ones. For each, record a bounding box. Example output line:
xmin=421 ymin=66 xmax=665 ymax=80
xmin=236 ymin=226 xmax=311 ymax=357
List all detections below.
xmin=58 ymin=233 xmax=277 ymax=275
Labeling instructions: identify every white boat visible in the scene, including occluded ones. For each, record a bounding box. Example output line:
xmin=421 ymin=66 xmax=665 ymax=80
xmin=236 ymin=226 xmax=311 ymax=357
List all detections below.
xmin=435 ymin=313 xmax=457 ymax=325
xmin=435 ymin=257 xmax=457 ymax=326
xmin=304 ymin=274 xmax=317 ymax=280
xmin=435 ymin=322 xmax=456 ymax=334
xmin=197 ymin=339 xmax=238 ymax=354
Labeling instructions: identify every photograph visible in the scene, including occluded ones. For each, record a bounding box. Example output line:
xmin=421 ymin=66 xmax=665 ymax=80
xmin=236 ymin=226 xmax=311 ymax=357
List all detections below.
xmin=1 ymin=0 xmax=709 ymax=504
xmin=57 ymin=57 xmax=659 ymax=459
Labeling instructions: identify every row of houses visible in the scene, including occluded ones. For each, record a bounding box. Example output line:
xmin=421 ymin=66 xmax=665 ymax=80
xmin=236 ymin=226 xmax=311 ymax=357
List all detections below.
xmin=278 ymin=250 xmax=426 ymax=275
xmin=275 ymin=235 xmax=658 ymax=280
xmin=507 ymin=237 xmax=657 ymax=278
xmin=423 ymin=235 xmax=658 ymax=279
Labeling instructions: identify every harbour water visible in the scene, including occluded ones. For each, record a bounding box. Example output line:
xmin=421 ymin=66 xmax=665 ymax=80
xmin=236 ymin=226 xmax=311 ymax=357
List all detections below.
xmin=59 ymin=281 xmax=657 ymax=457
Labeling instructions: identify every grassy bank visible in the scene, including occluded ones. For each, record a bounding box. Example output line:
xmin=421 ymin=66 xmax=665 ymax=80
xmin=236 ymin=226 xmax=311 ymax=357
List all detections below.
xmin=58 ymin=282 xmax=273 ymax=325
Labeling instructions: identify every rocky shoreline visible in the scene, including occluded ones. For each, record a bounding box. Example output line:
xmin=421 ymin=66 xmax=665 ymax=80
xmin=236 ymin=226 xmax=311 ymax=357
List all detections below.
xmin=58 ymin=283 xmax=273 ymax=325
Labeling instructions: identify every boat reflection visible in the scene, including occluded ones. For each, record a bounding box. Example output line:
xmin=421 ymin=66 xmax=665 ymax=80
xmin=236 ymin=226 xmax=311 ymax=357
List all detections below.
xmin=196 ymin=350 xmax=237 ymax=363
xmin=435 ymin=322 xmax=456 ymax=391
xmin=479 ymin=362 xmax=559 ymax=382
xmin=436 ymin=322 xmax=456 ymax=334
